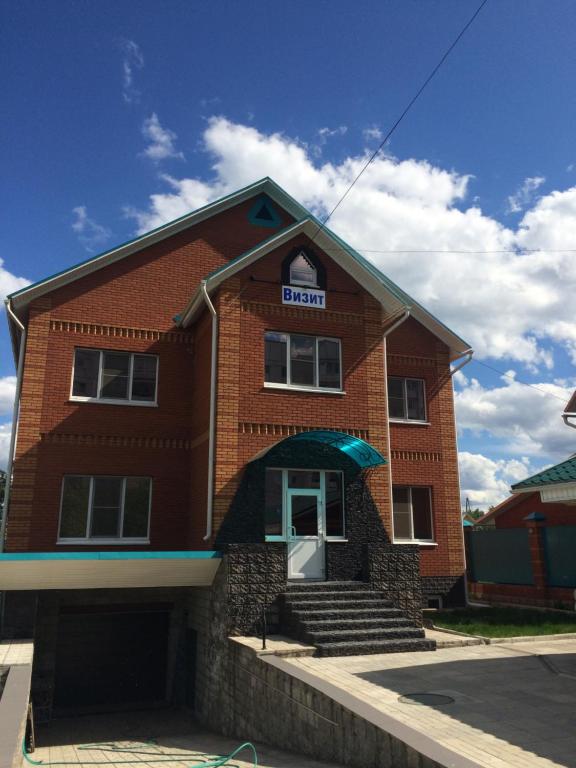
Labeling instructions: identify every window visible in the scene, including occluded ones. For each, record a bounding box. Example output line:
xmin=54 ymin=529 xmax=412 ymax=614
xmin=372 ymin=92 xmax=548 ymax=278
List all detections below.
xmin=388 ymin=377 xmax=426 ymax=421
xmin=71 ymin=349 xmax=158 ymax=405
xmin=392 ymin=486 xmax=433 ymax=542
xmin=264 ymin=468 xmax=344 ymax=541
xmin=289 ymin=252 xmax=317 ymax=287
xmin=59 ymin=475 xmax=151 ymax=542
xmin=264 ymin=332 xmax=342 ymax=391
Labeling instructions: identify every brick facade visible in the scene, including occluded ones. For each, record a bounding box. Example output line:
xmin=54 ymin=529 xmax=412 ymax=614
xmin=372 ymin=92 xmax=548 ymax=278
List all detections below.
xmin=4 ymin=185 xmax=466 ymax=606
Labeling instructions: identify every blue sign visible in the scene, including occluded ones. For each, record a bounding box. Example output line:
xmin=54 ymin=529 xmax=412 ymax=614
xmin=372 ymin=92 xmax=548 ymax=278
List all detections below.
xmin=282 ymin=285 xmax=326 ymax=309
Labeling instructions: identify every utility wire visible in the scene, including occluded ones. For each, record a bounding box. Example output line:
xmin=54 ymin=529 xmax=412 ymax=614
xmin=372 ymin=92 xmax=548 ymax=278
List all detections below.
xmin=312 ymin=0 xmax=489 ymax=240
xmin=313 ymin=246 xmax=576 ymax=255
xmin=467 ymin=358 xmax=571 ymax=404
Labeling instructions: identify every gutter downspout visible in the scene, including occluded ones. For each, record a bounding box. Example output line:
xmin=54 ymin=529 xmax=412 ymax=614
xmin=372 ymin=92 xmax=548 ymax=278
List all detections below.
xmin=449 ymin=348 xmax=474 ymax=607
xmin=382 ymin=308 xmax=410 ymax=547
xmin=450 ymin=349 xmax=474 ymax=377
xmin=562 ymin=414 xmax=576 ymax=430
xmin=0 ymin=300 xmax=26 ymax=554
xmin=201 ymin=282 xmax=218 ymax=542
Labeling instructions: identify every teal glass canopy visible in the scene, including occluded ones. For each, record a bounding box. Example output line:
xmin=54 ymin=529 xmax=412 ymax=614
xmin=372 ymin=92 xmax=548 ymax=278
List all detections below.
xmin=252 ymin=430 xmax=387 ymax=469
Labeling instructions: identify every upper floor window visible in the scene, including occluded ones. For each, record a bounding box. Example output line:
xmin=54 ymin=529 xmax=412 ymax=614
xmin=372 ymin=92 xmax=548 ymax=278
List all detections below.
xmin=58 ymin=475 xmax=151 ymax=543
xmin=388 ymin=377 xmax=426 ymax=422
xmin=71 ymin=349 xmax=158 ymax=405
xmin=393 ymin=486 xmax=434 ymax=543
xmin=289 ymin=252 xmax=317 ymax=287
xmin=264 ymin=332 xmax=342 ymax=391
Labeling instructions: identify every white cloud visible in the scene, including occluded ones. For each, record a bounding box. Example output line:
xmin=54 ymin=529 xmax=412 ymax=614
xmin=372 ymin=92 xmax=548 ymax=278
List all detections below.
xmin=71 ymin=206 xmax=111 ymax=252
xmin=363 ymin=126 xmax=383 ymax=142
xmin=0 ymin=377 xmax=16 ymax=418
xmin=0 ymin=259 xmax=30 ymax=300
xmin=141 ymin=114 xmax=184 ymax=162
xmin=456 ymin=373 xmax=575 ymax=459
xmin=121 ymin=39 xmax=144 ymax=104
xmin=507 ymin=175 xmax=545 ymax=213
xmin=318 ymin=126 xmax=348 ymax=141
xmin=126 ymin=117 xmax=576 ymax=369
xmin=0 ymin=422 xmax=11 ymax=470
xmin=458 ymin=451 xmax=537 ymax=509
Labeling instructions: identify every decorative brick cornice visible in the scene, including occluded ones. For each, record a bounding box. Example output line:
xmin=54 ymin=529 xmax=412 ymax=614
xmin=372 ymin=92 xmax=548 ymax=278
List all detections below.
xmin=387 ymin=353 xmax=437 ymax=366
xmin=40 ymin=432 xmax=191 ymax=450
xmin=238 ymin=422 xmax=369 ymax=441
xmin=391 ymin=449 xmax=443 ymax=462
xmin=50 ymin=319 xmax=190 ymax=344
xmin=241 ymin=301 xmax=363 ymax=325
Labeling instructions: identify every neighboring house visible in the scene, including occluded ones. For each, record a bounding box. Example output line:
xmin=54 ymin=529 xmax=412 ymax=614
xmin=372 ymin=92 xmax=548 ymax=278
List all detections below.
xmin=468 ymin=394 xmax=576 ymax=608
xmin=0 ymin=178 xmax=471 ymax=720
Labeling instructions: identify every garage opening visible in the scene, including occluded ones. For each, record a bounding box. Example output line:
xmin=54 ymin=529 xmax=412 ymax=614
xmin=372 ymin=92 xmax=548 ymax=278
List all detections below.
xmin=53 ymin=604 xmax=170 ymax=713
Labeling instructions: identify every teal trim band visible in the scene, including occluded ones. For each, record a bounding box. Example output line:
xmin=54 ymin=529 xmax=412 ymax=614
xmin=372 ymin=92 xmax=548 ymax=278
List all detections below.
xmin=0 ymin=550 xmax=221 ymax=561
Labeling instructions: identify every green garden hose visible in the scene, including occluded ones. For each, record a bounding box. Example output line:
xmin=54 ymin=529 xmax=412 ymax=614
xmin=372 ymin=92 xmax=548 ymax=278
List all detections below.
xmin=22 ymin=737 xmax=258 ymax=767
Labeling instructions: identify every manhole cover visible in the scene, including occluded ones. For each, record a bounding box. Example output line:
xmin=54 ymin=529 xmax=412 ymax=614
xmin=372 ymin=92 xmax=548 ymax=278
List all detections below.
xmin=398 ymin=692 xmax=454 ymax=706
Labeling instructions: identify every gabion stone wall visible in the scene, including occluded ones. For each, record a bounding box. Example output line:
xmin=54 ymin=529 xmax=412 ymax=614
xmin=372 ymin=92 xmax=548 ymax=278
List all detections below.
xmin=366 ymin=543 xmax=423 ymax=626
xmin=421 ymin=575 xmax=466 ymax=608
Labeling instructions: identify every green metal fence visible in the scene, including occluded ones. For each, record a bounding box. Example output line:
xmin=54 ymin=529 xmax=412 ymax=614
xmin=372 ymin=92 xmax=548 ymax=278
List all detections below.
xmin=544 ymin=526 xmax=576 ymax=587
xmin=466 ymin=528 xmax=534 ymax=585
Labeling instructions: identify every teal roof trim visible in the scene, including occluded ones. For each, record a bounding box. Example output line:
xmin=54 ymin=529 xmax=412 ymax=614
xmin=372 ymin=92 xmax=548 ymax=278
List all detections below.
xmin=254 ymin=429 xmax=387 ymax=469
xmin=512 ymin=456 xmax=576 ymax=490
xmin=0 ymin=550 xmax=221 ymax=561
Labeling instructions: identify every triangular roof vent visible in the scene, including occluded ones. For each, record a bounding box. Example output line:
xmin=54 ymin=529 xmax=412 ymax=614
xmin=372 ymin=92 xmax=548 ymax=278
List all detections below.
xmin=248 ymin=194 xmax=282 ymax=228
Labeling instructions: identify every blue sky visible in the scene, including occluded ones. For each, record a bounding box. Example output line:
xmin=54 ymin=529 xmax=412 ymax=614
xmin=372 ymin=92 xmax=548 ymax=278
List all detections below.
xmin=3 ymin=0 xmax=576 ymax=506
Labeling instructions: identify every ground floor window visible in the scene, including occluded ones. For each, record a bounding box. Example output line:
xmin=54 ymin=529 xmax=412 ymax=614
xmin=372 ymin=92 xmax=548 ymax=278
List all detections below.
xmin=264 ymin=468 xmax=344 ymax=541
xmin=58 ymin=475 xmax=151 ymax=543
xmin=392 ymin=485 xmax=434 ymax=542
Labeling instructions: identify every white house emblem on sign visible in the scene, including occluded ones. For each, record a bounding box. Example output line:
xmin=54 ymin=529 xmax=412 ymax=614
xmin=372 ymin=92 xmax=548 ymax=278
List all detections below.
xmin=282 ymin=285 xmax=326 ymax=309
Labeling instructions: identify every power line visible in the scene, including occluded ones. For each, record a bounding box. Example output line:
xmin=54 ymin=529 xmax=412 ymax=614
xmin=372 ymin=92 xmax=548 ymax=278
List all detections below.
xmin=468 ymin=358 xmax=571 ymax=404
xmin=312 ymin=0 xmax=489 ymax=240
xmin=317 ymin=246 xmax=576 ymax=256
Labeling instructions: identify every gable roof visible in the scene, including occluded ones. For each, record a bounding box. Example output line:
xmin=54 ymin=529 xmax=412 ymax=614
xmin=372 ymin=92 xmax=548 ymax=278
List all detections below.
xmin=474 ymin=493 xmax=527 ymax=525
xmin=512 ymin=455 xmax=576 ymax=492
xmin=6 ymin=177 xmax=472 ymax=362
xmin=178 ymin=217 xmax=472 ymax=361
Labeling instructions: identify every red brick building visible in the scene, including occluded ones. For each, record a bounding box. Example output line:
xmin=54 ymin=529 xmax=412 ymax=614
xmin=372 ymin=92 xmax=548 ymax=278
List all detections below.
xmin=0 ymin=179 xmax=472 ymax=716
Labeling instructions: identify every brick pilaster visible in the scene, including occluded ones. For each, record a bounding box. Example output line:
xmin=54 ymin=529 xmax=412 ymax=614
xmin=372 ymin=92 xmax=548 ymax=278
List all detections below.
xmin=7 ymin=298 xmax=51 ymax=551
xmin=524 ymin=514 xmax=548 ymax=591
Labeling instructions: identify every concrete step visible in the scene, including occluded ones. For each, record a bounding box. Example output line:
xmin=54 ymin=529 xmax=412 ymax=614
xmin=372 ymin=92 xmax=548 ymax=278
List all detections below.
xmin=315 ymin=638 xmax=437 ymax=657
xmin=287 ymin=598 xmax=394 ymax=612
xmin=284 ymin=590 xmax=385 ymax=603
xmin=305 ymin=627 xmax=425 ymax=644
xmin=290 ymin=607 xmax=405 ymax=621
xmin=285 ymin=581 xmax=372 ymax=592
xmin=299 ymin=617 xmax=413 ymax=632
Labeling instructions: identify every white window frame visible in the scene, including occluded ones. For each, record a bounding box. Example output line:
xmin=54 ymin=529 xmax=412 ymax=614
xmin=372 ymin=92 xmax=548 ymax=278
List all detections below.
xmin=264 ymin=468 xmax=345 ymax=542
xmin=57 ymin=474 xmax=152 ymax=544
xmin=289 ymin=252 xmax=318 ymax=287
xmin=388 ymin=376 xmax=427 ymax=423
xmin=70 ymin=348 xmax=159 ymax=407
xmin=264 ymin=333 xmax=343 ymax=393
xmin=392 ymin=485 xmax=435 ymax=544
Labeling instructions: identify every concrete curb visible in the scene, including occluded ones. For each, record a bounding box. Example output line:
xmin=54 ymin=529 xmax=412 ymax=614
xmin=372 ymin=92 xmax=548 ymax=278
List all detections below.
xmin=431 ymin=624 xmax=576 ymax=645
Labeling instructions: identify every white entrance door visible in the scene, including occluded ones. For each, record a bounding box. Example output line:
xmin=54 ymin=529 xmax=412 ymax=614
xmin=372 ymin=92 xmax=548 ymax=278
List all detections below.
xmin=287 ymin=488 xmax=325 ymax=580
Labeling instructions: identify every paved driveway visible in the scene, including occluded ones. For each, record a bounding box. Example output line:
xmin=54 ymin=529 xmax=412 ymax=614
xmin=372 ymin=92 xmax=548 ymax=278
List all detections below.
xmin=287 ymin=638 xmax=576 ymax=768
xmin=30 ymin=709 xmax=344 ymax=768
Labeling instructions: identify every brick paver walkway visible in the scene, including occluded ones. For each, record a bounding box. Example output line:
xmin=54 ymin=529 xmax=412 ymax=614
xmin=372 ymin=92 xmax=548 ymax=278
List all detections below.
xmin=286 ymin=639 xmax=576 ymax=768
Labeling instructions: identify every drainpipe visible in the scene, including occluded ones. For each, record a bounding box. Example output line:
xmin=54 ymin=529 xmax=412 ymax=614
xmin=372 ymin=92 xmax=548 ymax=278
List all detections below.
xmin=562 ymin=414 xmax=576 ymax=430
xmin=201 ymin=282 xmax=218 ymax=542
xmin=382 ymin=308 xmax=410 ymax=339
xmin=382 ymin=308 xmax=410 ymax=544
xmin=0 ymin=300 xmax=26 ymax=554
xmin=450 ymin=349 xmax=474 ymax=377
xmin=449 ymin=349 xmax=474 ymax=607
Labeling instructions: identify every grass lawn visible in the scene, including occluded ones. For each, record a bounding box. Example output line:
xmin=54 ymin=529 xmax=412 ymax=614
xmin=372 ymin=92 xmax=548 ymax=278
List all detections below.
xmin=431 ymin=607 xmax=576 ymax=638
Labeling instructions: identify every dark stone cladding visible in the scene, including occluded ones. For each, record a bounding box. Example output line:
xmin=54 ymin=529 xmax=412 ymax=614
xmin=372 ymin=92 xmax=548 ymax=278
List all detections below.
xmin=421 ymin=575 xmax=466 ymax=608
xmin=365 ymin=543 xmax=423 ymax=626
xmin=216 ymin=439 xmax=390 ymax=583
xmin=226 ymin=543 xmax=287 ymax=635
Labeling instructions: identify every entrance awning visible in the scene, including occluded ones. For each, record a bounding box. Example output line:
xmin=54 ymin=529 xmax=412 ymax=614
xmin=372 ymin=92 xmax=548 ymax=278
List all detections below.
xmin=251 ymin=430 xmax=386 ymax=469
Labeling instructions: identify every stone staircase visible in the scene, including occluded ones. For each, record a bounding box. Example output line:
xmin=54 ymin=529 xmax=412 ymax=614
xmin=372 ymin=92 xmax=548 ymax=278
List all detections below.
xmin=281 ymin=581 xmax=436 ymax=657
